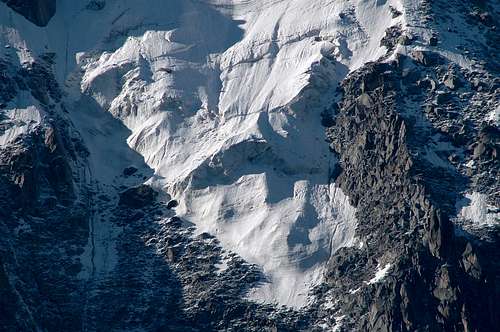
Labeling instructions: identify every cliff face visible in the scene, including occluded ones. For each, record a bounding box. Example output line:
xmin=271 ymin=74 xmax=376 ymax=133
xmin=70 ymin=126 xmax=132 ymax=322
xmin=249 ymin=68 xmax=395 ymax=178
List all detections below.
xmin=0 ymin=55 xmax=89 ymax=331
xmin=1 ymin=0 xmax=56 ymax=26
xmin=324 ymin=58 xmax=499 ymax=331
xmin=320 ymin=1 xmax=500 ymax=329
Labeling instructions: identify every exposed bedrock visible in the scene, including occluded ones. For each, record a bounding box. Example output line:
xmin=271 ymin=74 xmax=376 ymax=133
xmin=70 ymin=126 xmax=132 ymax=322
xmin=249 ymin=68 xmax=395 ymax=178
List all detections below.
xmin=0 ymin=120 xmax=89 ymax=331
xmin=1 ymin=0 xmax=56 ymax=27
xmin=324 ymin=55 xmax=499 ymax=331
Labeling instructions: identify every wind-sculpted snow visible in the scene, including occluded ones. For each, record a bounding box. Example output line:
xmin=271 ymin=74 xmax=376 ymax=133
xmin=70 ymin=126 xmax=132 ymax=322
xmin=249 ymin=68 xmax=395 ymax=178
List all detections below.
xmin=0 ymin=0 xmax=403 ymax=307
xmin=78 ymin=0 xmax=404 ymax=307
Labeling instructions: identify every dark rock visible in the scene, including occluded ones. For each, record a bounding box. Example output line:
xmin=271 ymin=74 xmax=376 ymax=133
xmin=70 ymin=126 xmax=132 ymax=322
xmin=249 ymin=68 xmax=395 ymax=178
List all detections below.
xmin=429 ymin=35 xmax=438 ymax=46
xmin=389 ymin=6 xmax=402 ymax=18
xmin=472 ymin=125 xmax=499 ymax=160
xmin=461 ymin=243 xmax=481 ymax=279
xmin=418 ymin=78 xmax=437 ymax=91
xmin=86 ymin=0 xmax=105 ymax=10
xmin=39 ymin=52 xmax=56 ymax=64
xmin=123 ymin=166 xmax=138 ymax=176
xmin=16 ymin=61 xmax=62 ymax=104
xmin=0 ymin=61 xmax=18 ymax=104
xmin=324 ymin=59 xmax=499 ymax=332
xmin=329 ymin=163 xmax=342 ymax=182
xmin=0 ymin=1 xmax=498 ymax=330
xmin=380 ymin=25 xmax=402 ymax=52
xmin=435 ymin=91 xmax=451 ymax=104
xmin=167 ymin=216 xmax=183 ymax=227
xmin=411 ymin=50 xmax=442 ymax=67
xmin=320 ymin=108 xmax=335 ymax=127
xmin=119 ymin=184 xmax=158 ymax=209
xmin=443 ymin=74 xmax=461 ymax=90
xmin=398 ymin=34 xmax=413 ymax=46
xmin=1 ymin=0 xmax=56 ymax=27
xmin=166 ymin=199 xmax=179 ymax=209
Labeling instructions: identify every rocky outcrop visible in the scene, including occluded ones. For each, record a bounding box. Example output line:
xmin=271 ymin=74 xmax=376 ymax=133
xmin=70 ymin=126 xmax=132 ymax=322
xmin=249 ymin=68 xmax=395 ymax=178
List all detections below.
xmin=0 ymin=122 xmax=90 ymax=331
xmin=318 ymin=1 xmax=500 ymax=328
xmin=323 ymin=55 xmax=499 ymax=331
xmin=1 ymin=54 xmax=61 ymax=108
xmin=0 ymin=55 xmax=90 ymax=331
xmin=86 ymin=1 xmax=105 ymax=11
xmin=1 ymin=0 xmax=56 ymax=27
xmin=119 ymin=184 xmax=158 ymax=209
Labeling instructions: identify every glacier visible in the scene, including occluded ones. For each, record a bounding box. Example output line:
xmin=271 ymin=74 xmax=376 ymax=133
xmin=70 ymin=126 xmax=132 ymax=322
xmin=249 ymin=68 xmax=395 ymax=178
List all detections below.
xmin=0 ymin=0 xmax=404 ymax=307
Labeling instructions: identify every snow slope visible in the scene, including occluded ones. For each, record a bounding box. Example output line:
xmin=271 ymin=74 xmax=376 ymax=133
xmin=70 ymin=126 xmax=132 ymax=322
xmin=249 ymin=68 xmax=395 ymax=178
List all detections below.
xmin=0 ymin=0 xmax=404 ymax=307
xmin=457 ymin=192 xmax=500 ymax=228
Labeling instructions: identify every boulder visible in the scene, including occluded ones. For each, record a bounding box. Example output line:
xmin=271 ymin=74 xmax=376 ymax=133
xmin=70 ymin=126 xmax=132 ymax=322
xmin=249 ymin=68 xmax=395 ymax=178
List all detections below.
xmin=412 ymin=50 xmax=441 ymax=67
xmin=398 ymin=34 xmax=413 ymax=46
xmin=443 ymin=74 xmax=461 ymax=90
xmin=166 ymin=199 xmax=179 ymax=209
xmin=428 ymin=36 xmax=438 ymax=46
xmin=123 ymin=166 xmax=138 ymax=177
xmin=389 ymin=6 xmax=402 ymax=18
xmin=119 ymin=184 xmax=158 ymax=209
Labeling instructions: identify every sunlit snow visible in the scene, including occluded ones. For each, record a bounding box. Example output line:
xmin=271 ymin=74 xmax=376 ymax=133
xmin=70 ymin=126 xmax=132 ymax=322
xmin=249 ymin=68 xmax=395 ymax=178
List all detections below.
xmin=366 ymin=263 xmax=392 ymax=285
xmin=0 ymin=0 xmax=405 ymax=307
xmin=458 ymin=192 xmax=499 ymax=228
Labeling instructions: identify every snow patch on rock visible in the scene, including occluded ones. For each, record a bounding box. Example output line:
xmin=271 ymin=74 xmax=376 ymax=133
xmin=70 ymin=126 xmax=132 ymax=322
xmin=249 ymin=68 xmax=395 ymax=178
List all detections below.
xmin=457 ymin=192 xmax=499 ymax=228
xmin=488 ymin=104 xmax=499 ymax=127
xmin=0 ymin=104 xmax=43 ymax=146
xmin=366 ymin=263 xmax=392 ymax=285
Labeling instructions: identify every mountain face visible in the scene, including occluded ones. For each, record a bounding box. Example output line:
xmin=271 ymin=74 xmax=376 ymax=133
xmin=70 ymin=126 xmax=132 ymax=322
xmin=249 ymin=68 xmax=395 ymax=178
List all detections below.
xmin=1 ymin=0 xmax=56 ymax=26
xmin=0 ymin=0 xmax=498 ymax=331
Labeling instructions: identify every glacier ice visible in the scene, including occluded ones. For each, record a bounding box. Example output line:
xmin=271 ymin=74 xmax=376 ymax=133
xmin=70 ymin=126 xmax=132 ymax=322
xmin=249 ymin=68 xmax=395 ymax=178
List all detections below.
xmin=0 ymin=0 xmax=404 ymax=307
